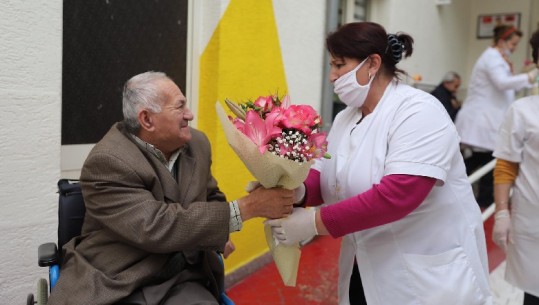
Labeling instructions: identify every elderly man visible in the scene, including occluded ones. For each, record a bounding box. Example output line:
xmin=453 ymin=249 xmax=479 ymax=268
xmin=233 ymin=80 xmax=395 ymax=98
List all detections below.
xmin=430 ymin=71 xmax=461 ymax=121
xmin=48 ymin=71 xmax=294 ymax=305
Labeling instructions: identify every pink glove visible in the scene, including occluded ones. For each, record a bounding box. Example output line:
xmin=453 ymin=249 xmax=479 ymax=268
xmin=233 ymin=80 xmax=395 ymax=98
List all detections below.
xmin=492 ymin=209 xmax=513 ymax=252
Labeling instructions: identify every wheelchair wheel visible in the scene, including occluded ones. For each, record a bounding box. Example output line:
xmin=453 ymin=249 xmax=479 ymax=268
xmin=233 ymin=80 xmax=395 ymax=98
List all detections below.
xmin=26 ymin=293 xmax=35 ymax=305
xmin=36 ymin=278 xmax=48 ymax=305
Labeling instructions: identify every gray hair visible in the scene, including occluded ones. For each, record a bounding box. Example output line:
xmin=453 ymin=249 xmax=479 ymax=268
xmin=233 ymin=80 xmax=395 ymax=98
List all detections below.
xmin=122 ymin=71 xmax=170 ymax=133
xmin=442 ymin=71 xmax=461 ymax=82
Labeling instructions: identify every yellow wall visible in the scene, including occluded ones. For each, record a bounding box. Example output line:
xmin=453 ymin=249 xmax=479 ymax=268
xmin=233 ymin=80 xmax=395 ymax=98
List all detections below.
xmin=197 ymin=0 xmax=288 ymax=274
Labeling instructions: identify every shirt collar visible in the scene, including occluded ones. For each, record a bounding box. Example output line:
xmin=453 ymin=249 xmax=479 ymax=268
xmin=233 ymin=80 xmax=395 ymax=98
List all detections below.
xmin=132 ymin=135 xmax=183 ymax=172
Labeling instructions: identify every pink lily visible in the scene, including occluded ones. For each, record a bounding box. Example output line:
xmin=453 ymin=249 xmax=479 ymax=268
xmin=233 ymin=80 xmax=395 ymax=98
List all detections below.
xmin=242 ymin=110 xmax=282 ymax=154
xmin=308 ymin=132 xmax=329 ymax=159
xmin=232 ymin=117 xmax=245 ymax=133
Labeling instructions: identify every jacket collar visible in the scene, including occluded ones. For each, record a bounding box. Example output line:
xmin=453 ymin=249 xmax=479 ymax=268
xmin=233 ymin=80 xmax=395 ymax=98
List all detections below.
xmin=116 ymin=122 xmax=197 ymax=205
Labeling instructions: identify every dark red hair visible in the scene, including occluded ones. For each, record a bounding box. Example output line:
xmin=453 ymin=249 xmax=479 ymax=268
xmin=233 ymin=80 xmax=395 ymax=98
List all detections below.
xmin=493 ymin=24 xmax=522 ymax=43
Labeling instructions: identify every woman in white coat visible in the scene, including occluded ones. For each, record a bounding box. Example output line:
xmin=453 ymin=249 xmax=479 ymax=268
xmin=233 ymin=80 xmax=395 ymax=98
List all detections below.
xmin=267 ymin=22 xmax=492 ymax=305
xmin=455 ymin=25 xmax=537 ymax=208
xmin=492 ymin=30 xmax=539 ymax=305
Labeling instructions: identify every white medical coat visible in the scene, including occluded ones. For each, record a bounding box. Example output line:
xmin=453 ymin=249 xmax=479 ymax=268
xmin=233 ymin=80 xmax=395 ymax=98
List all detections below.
xmin=493 ymin=95 xmax=539 ymax=296
xmin=314 ymin=81 xmax=492 ymax=305
xmin=455 ymin=47 xmax=529 ymax=151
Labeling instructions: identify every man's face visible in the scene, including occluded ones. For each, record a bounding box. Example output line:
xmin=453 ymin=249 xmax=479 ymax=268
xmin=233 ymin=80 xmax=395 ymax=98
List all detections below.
xmin=444 ymin=78 xmax=461 ymax=94
xmin=148 ymin=79 xmax=194 ymax=155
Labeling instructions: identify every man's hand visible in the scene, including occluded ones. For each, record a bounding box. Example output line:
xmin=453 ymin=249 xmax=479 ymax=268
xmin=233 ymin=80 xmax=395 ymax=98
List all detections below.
xmin=246 ymin=181 xmax=304 ymax=203
xmin=492 ymin=209 xmax=513 ymax=252
xmin=266 ymin=207 xmax=318 ymax=246
xmin=238 ymin=186 xmax=294 ymax=221
xmin=223 ymin=240 xmax=235 ymax=259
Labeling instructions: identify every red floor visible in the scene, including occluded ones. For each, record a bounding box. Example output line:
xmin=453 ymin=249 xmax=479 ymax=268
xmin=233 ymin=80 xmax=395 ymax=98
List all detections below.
xmin=226 ymin=216 xmax=504 ymax=305
xmin=226 ymin=235 xmax=341 ymax=305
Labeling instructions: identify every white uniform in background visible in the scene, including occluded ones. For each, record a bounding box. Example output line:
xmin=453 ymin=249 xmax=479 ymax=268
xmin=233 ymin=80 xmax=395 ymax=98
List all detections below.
xmin=455 ymin=47 xmax=529 ymax=151
xmin=493 ymin=95 xmax=539 ymax=297
xmin=314 ymin=81 xmax=492 ymax=305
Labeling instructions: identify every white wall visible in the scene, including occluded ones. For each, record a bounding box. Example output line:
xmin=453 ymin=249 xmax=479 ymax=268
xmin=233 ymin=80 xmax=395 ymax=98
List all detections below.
xmin=370 ymin=0 xmax=472 ymax=89
xmin=274 ymin=0 xmax=326 ymax=110
xmin=532 ymin=1 xmax=539 ymax=33
xmin=0 ymin=0 xmax=62 ymax=304
xmin=369 ymin=0 xmax=536 ymax=96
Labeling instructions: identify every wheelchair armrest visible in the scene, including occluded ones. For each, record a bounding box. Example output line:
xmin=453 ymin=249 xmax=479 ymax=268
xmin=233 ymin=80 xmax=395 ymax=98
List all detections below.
xmin=38 ymin=242 xmax=58 ymax=267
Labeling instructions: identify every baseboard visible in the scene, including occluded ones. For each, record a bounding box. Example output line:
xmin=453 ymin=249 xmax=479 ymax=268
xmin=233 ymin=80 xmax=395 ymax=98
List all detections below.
xmin=224 ymin=251 xmax=273 ymax=289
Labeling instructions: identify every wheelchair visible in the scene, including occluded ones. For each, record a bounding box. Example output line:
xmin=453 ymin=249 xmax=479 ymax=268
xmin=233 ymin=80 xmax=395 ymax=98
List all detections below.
xmin=27 ymin=179 xmax=234 ymax=305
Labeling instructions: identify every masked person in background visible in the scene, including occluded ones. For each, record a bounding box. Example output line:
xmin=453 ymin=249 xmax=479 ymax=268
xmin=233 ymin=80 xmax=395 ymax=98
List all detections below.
xmin=267 ymin=22 xmax=492 ymax=305
xmin=492 ymin=29 xmax=539 ymax=305
xmin=455 ymin=24 xmax=538 ymax=208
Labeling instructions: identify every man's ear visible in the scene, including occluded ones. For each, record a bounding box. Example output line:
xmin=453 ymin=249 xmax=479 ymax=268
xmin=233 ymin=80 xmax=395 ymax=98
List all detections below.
xmin=138 ymin=109 xmax=155 ymax=131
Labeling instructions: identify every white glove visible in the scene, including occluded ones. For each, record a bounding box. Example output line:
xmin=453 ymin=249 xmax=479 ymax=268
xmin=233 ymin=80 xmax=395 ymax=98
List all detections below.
xmin=492 ymin=209 xmax=513 ymax=252
xmin=528 ymin=68 xmax=539 ymax=83
xmin=294 ymin=184 xmax=306 ymax=204
xmin=266 ymin=207 xmax=318 ymax=246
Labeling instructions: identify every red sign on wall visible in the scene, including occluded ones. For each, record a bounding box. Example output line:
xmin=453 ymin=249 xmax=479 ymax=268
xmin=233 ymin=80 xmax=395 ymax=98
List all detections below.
xmin=477 ymin=13 xmax=521 ymax=39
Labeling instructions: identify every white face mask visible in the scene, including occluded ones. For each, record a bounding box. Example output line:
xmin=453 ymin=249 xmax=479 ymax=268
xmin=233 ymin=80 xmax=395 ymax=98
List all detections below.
xmin=333 ymin=58 xmax=374 ymax=108
xmin=501 ymin=41 xmax=512 ymax=57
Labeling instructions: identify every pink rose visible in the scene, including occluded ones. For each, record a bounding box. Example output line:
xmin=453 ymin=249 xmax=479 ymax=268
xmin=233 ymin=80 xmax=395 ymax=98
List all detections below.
xmin=281 ymin=105 xmax=321 ymax=135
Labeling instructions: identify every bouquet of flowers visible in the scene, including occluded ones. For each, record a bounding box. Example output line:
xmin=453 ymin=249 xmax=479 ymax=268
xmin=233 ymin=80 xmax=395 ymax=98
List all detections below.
xmin=215 ymin=94 xmax=329 ymax=286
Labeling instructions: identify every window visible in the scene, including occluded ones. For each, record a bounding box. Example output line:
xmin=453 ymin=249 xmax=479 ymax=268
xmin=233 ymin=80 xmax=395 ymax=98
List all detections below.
xmin=61 ymin=0 xmax=188 ymax=177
